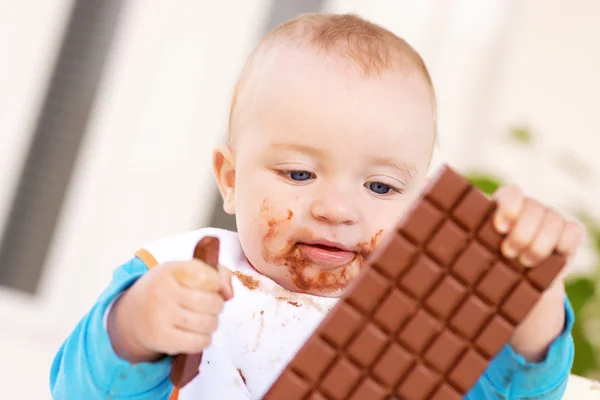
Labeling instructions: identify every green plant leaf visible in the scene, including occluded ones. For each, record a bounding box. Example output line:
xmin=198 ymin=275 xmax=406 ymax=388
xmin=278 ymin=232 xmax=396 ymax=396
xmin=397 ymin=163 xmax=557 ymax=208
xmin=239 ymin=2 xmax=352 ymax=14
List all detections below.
xmin=466 ymin=174 xmax=504 ymax=196
xmin=565 ymin=276 xmax=598 ymax=376
xmin=571 ymin=321 xmax=598 ymax=376
xmin=589 ymin=228 xmax=600 ymax=256
xmin=510 ymin=127 xmax=533 ymax=144
xmin=566 ymin=277 xmax=596 ymax=314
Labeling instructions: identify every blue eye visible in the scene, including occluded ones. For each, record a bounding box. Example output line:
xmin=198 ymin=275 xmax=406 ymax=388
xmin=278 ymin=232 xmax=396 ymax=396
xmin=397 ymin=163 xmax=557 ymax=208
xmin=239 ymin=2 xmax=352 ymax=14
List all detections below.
xmin=368 ymin=182 xmax=392 ymax=195
xmin=288 ymin=170 xmax=313 ymax=181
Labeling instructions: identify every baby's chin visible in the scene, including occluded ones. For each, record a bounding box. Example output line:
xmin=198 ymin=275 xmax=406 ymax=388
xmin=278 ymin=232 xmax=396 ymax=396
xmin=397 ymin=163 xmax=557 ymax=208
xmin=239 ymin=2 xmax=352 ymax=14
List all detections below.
xmin=284 ymin=258 xmax=362 ymax=297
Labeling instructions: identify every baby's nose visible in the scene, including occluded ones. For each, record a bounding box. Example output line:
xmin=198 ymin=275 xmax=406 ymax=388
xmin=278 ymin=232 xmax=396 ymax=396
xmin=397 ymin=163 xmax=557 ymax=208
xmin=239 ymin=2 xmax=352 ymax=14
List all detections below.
xmin=310 ymin=195 xmax=359 ymax=225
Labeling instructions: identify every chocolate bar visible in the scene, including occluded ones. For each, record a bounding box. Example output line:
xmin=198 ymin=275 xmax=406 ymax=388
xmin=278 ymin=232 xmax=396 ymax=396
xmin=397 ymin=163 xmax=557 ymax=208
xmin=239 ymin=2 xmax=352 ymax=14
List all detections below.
xmin=264 ymin=165 xmax=566 ymax=400
xmin=171 ymin=236 xmax=220 ymax=388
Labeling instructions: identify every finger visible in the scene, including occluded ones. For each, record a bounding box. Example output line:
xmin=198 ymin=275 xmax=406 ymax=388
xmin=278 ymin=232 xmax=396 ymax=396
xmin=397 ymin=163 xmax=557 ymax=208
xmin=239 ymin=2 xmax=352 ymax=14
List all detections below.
xmin=557 ymin=220 xmax=585 ymax=255
xmin=172 ymin=260 xmax=221 ymax=292
xmin=177 ymin=286 xmax=225 ymax=314
xmin=501 ymin=198 xmax=546 ymax=259
xmin=218 ymin=265 xmax=234 ymax=301
xmin=493 ymin=184 xmax=525 ymax=234
xmin=518 ymin=209 xmax=565 ymax=266
xmin=163 ymin=327 xmax=212 ymax=355
xmin=172 ymin=308 xmax=219 ymax=334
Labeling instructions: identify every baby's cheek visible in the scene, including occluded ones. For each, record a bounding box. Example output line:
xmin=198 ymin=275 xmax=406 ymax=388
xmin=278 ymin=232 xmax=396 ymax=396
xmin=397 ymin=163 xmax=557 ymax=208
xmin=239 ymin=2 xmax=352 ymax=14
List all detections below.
xmin=259 ymin=198 xmax=297 ymax=258
xmin=232 ymin=195 xmax=267 ymax=262
xmin=358 ymin=200 xmax=416 ymax=254
xmin=372 ymin=197 xmax=417 ymax=229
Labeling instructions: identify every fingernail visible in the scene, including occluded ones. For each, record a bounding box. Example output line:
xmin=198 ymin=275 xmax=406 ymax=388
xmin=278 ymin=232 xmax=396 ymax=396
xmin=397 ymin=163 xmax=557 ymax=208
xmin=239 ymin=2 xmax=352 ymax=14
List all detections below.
xmin=502 ymin=243 xmax=517 ymax=259
xmin=495 ymin=217 xmax=509 ymax=234
xmin=519 ymin=255 xmax=534 ymax=267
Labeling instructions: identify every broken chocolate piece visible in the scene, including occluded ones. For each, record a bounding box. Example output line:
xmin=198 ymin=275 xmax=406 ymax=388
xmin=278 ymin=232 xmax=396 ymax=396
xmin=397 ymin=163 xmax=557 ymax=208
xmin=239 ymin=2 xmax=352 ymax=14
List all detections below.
xmin=263 ymin=165 xmax=567 ymax=399
xmin=170 ymin=236 xmax=220 ymax=388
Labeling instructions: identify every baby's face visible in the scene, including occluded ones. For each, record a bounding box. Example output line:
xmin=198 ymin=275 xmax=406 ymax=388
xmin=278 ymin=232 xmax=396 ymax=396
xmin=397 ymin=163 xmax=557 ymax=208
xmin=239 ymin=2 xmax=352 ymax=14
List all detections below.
xmin=220 ymin=49 xmax=435 ymax=296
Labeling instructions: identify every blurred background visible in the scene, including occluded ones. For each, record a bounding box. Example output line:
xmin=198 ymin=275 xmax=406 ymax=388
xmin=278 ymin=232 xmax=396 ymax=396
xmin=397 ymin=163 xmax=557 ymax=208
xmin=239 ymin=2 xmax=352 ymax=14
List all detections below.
xmin=0 ymin=0 xmax=598 ymax=397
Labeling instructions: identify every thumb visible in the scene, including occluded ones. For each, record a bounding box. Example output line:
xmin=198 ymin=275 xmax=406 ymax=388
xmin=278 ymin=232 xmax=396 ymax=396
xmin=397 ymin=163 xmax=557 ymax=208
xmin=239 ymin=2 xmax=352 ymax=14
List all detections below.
xmin=218 ymin=265 xmax=234 ymax=300
xmin=174 ymin=235 xmax=222 ymax=292
xmin=172 ymin=261 xmax=221 ymax=292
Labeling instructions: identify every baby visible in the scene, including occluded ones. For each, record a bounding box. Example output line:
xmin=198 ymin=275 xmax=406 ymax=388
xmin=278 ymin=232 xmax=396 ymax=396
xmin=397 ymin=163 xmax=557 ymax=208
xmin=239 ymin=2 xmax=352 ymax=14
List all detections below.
xmin=50 ymin=13 xmax=583 ymax=399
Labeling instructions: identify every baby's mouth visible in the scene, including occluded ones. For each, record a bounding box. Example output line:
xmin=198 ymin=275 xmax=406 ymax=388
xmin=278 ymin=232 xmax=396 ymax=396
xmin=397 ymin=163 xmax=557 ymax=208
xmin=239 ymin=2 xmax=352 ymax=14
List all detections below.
xmin=296 ymin=240 xmax=357 ymax=269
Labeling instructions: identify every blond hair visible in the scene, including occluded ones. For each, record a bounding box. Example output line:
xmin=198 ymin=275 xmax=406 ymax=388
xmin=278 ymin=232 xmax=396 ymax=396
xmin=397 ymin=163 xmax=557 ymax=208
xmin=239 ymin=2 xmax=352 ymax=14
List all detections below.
xmin=228 ymin=13 xmax=437 ymax=142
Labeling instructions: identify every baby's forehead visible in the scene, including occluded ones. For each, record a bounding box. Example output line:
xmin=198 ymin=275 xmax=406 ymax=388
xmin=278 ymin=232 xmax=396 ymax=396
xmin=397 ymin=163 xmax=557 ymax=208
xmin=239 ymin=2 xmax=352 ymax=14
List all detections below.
xmin=230 ymin=43 xmax=433 ymax=141
xmin=236 ymin=64 xmax=434 ymax=153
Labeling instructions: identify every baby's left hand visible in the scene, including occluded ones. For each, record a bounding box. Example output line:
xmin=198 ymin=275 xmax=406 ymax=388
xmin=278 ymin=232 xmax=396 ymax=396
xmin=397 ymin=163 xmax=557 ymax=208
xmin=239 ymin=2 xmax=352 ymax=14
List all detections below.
xmin=492 ymin=184 xmax=584 ymax=362
xmin=492 ymin=184 xmax=584 ymax=269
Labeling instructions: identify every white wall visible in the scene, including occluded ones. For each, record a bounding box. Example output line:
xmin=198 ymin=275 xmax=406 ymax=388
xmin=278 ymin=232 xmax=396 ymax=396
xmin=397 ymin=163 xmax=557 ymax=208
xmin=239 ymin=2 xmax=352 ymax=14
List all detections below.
xmin=0 ymin=0 xmax=598 ymax=397
xmin=0 ymin=1 xmax=76 ymax=397
xmin=0 ymin=0 xmax=270 ymax=397
xmin=0 ymin=0 xmax=74 ymax=238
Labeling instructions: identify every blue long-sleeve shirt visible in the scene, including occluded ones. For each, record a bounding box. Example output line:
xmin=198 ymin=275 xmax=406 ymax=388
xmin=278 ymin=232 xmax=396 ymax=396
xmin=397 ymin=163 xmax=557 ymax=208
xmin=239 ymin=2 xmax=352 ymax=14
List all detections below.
xmin=50 ymin=256 xmax=575 ymax=399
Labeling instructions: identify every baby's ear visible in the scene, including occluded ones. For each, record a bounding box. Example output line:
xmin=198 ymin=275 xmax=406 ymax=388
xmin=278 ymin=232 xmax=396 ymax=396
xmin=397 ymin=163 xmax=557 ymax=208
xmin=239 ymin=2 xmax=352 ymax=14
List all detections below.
xmin=212 ymin=144 xmax=236 ymax=215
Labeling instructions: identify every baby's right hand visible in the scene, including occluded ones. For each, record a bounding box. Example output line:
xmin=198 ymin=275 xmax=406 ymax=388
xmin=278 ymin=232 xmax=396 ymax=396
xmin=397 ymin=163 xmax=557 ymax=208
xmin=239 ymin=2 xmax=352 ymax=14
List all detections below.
xmin=107 ymin=260 xmax=233 ymax=363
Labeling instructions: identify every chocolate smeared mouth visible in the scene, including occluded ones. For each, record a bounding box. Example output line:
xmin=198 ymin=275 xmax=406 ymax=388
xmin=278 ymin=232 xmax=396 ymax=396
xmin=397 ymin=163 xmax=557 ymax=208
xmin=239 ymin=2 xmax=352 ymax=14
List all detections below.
xmin=297 ymin=239 xmax=354 ymax=253
xmin=298 ymin=242 xmax=348 ymax=252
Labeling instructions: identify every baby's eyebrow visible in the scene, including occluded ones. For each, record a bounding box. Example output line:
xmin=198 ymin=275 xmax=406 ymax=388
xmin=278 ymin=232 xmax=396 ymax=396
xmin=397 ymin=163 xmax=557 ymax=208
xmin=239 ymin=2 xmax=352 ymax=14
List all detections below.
xmin=267 ymin=142 xmax=326 ymax=157
xmin=369 ymin=156 xmax=417 ymax=180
